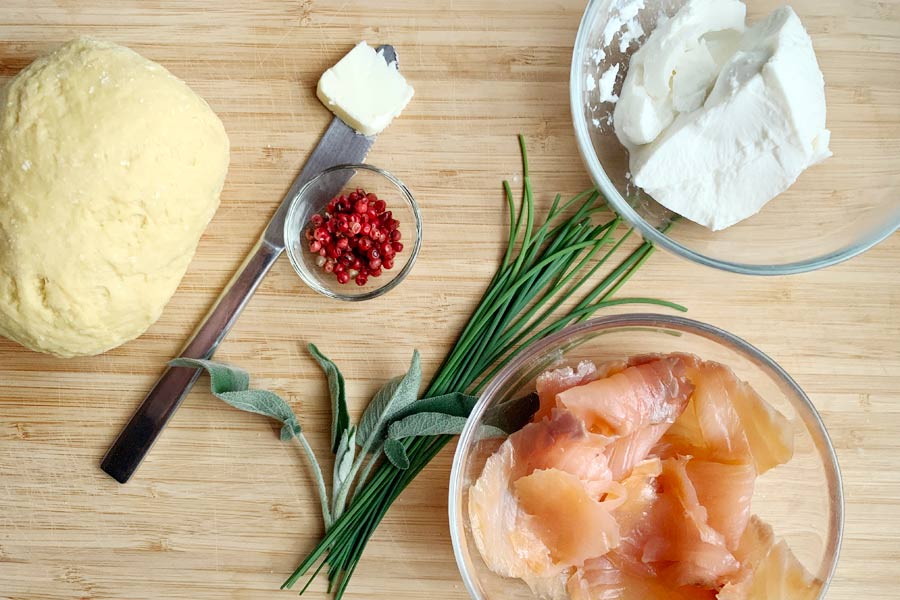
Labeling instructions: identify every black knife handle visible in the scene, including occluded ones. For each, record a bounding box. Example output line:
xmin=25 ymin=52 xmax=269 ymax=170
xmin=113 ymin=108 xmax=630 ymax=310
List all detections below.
xmin=101 ymin=239 xmax=281 ymax=483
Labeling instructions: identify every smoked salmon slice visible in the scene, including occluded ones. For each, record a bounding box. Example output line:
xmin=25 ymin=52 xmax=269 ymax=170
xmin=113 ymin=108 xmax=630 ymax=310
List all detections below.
xmin=534 ymin=361 xmax=601 ymax=422
xmin=604 ymin=423 xmax=670 ymax=481
xmin=639 ymin=457 xmax=740 ymax=588
xmin=555 ymin=355 xmax=694 ymax=437
xmin=468 ymin=442 xmax=570 ymax=599
xmin=686 ymin=459 xmax=755 ymax=551
xmin=610 ymin=458 xmax=662 ymax=530
xmin=515 ymin=468 xmax=620 ymax=567
xmin=662 ymin=360 xmax=793 ymax=474
xmin=468 ymin=443 xmax=556 ymax=577
xmin=534 ymin=359 xmax=632 ymax=422
xmin=718 ymin=517 xmax=821 ymax=600
xmin=510 ymin=410 xmax=614 ymax=500
xmin=567 ymin=554 xmax=718 ymax=600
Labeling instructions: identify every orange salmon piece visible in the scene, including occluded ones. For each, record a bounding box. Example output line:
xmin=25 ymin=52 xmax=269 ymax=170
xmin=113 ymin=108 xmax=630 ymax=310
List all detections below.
xmin=604 ymin=422 xmax=670 ymax=481
xmin=663 ymin=360 xmax=793 ymax=474
xmin=568 ymin=554 xmax=718 ymax=600
xmin=640 ymin=457 xmax=741 ymax=588
xmin=687 ymin=459 xmax=756 ymax=551
xmin=718 ymin=517 xmax=821 ymax=600
xmin=510 ymin=410 xmax=614 ymax=500
xmin=534 ymin=360 xmax=600 ymax=422
xmin=515 ymin=468 xmax=620 ymax=568
xmin=534 ymin=359 xmax=630 ymax=422
xmin=555 ymin=355 xmax=695 ymax=437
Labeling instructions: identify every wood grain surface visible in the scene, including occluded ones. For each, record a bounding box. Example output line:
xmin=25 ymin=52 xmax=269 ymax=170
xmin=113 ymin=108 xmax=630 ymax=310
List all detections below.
xmin=1 ymin=1 xmax=898 ymax=599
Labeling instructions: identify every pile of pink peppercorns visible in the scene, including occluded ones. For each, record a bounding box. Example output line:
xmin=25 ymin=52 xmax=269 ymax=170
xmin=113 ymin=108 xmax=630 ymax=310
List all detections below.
xmin=305 ymin=189 xmax=404 ymax=286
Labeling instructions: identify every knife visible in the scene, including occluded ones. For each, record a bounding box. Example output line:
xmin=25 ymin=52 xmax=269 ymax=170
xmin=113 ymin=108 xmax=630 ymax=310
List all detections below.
xmin=101 ymin=46 xmax=398 ymax=484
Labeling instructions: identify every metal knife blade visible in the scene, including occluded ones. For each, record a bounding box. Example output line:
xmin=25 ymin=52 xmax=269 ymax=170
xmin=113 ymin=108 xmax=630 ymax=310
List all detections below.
xmin=262 ymin=118 xmax=375 ymax=248
xmin=101 ymin=46 xmax=396 ymax=484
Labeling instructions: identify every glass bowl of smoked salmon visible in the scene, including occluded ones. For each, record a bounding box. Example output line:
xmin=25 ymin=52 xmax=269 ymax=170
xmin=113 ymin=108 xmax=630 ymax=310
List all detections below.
xmin=449 ymin=314 xmax=843 ymax=600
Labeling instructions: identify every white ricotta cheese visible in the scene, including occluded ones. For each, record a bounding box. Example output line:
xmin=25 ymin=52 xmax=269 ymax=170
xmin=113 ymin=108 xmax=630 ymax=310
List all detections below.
xmin=620 ymin=19 xmax=646 ymax=52
xmin=317 ymin=41 xmax=414 ymax=137
xmin=603 ymin=0 xmax=644 ymax=47
xmin=598 ymin=64 xmax=620 ymax=103
xmin=603 ymin=0 xmax=646 ymax=48
xmin=613 ymin=1 xmax=831 ymax=230
xmin=614 ymin=0 xmax=746 ymax=146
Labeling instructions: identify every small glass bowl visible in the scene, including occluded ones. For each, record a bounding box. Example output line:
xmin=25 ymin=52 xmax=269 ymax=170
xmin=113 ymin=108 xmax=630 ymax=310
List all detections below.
xmin=571 ymin=0 xmax=900 ymax=274
xmin=284 ymin=164 xmax=422 ymax=301
xmin=450 ymin=314 xmax=843 ymax=600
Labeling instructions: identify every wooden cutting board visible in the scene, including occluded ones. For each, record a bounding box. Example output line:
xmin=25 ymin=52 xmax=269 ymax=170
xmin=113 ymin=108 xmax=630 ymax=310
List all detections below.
xmin=1 ymin=1 xmax=898 ymax=599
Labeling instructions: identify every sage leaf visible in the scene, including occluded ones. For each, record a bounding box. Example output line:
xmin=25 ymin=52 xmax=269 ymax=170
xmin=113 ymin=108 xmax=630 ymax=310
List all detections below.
xmin=220 ymin=390 xmax=302 ymax=441
xmin=382 ymin=411 xmax=505 ymax=470
xmin=172 ymin=357 xmax=333 ymax=527
xmin=387 ymin=412 xmax=505 ymax=442
xmin=216 ymin=389 xmax=296 ymax=423
xmin=170 ymin=357 xmax=249 ymax=394
xmin=308 ymin=344 xmax=350 ymax=454
xmin=387 ymin=412 xmax=470 ymax=439
xmin=383 ymin=438 xmax=410 ymax=470
xmin=170 ymin=358 xmax=302 ymax=441
xmin=390 ymin=392 xmax=480 ymax=421
xmin=356 ymin=351 xmax=421 ymax=450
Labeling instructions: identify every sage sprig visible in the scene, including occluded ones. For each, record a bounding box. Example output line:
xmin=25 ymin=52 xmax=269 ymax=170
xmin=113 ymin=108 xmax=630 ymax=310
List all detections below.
xmin=169 ymin=357 xmax=331 ymax=526
xmin=172 ymin=347 xmax=480 ymax=531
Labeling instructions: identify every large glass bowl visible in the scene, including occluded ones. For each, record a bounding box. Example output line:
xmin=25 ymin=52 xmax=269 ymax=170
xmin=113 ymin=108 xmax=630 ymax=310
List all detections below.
xmin=449 ymin=314 xmax=843 ymax=600
xmin=571 ymin=0 xmax=900 ymax=274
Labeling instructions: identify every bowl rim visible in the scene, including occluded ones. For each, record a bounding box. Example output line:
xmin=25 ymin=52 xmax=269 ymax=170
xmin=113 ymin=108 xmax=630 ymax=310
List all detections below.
xmin=449 ymin=312 xmax=844 ymax=600
xmin=568 ymin=0 xmax=900 ymax=276
xmin=283 ymin=163 xmax=423 ymax=301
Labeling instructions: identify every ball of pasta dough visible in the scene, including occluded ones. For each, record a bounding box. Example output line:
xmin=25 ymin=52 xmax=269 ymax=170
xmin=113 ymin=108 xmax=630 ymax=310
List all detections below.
xmin=0 ymin=37 xmax=230 ymax=357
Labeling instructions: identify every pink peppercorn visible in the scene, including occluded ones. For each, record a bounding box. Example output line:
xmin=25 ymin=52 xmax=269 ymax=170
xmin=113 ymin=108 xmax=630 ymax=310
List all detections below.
xmin=304 ymin=188 xmax=406 ymax=286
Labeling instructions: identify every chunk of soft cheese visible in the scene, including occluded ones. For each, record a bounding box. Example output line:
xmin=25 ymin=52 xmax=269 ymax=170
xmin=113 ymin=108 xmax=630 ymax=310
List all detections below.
xmin=317 ymin=41 xmax=414 ymax=137
xmin=613 ymin=0 xmax=831 ymax=230
xmin=598 ymin=64 xmax=621 ymax=103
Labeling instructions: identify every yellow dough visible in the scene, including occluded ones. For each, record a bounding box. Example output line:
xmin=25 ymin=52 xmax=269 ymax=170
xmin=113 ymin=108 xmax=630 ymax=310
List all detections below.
xmin=0 ymin=38 xmax=230 ymax=357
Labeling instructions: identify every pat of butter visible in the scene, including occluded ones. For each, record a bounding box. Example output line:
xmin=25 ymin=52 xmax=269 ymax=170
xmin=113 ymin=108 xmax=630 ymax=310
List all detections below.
xmin=316 ymin=41 xmax=414 ymax=137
